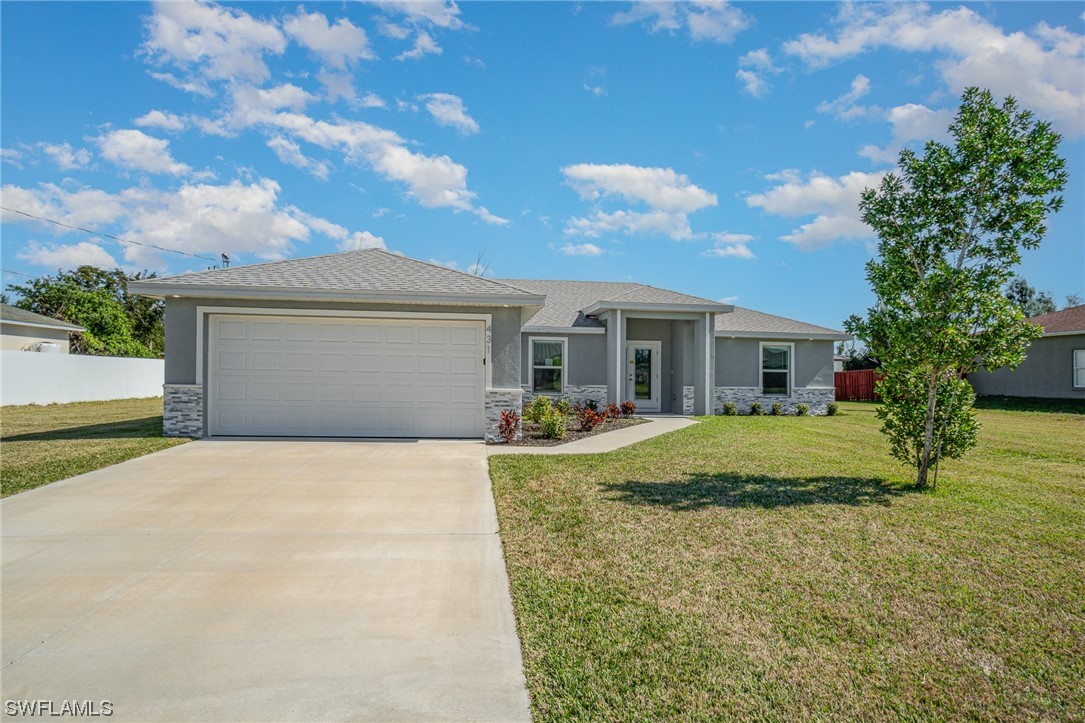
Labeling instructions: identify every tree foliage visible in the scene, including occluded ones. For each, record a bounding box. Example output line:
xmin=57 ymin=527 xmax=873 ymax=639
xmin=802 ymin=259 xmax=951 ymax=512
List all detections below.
xmin=846 ymin=88 xmax=1066 ymax=488
xmin=1005 ymin=276 xmax=1057 ymax=318
xmin=9 ymin=266 xmax=163 ymax=357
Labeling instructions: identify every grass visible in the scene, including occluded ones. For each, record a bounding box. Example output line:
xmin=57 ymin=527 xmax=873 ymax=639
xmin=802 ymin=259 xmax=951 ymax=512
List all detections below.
xmin=1 ymin=397 xmax=189 ymax=497
xmin=489 ymin=401 xmax=1085 ymax=721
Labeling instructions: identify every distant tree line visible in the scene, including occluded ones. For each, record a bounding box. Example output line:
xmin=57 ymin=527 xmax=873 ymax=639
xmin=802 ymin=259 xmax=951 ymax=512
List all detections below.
xmin=6 ymin=266 xmax=163 ymax=357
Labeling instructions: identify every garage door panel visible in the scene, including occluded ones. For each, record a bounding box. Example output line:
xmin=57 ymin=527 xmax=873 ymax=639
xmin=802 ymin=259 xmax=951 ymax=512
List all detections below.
xmin=209 ymin=315 xmax=485 ymax=438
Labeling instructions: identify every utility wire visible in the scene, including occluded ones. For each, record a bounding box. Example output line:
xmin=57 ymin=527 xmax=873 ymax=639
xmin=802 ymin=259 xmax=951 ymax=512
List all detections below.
xmin=1 ymin=268 xmax=33 ymax=277
xmin=1 ymin=206 xmax=222 ymax=263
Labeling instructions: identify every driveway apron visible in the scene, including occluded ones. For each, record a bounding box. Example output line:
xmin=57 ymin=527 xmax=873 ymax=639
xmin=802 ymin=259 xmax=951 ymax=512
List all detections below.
xmin=1 ymin=439 xmax=531 ymax=722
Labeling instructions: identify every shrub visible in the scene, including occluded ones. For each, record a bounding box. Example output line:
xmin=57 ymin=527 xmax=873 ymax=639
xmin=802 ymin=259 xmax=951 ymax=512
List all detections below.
xmin=555 ymin=398 xmax=573 ymax=417
xmin=796 ymin=403 xmax=810 ymax=416
xmin=584 ymin=398 xmax=599 ymax=412
xmin=526 ymin=395 xmax=552 ymax=423
xmin=827 ymin=402 xmax=840 ymax=416
xmin=498 ymin=410 xmax=520 ymax=443
xmin=605 ymin=403 xmax=622 ymax=420
xmin=770 ymin=402 xmax=783 ymax=416
xmin=620 ymin=401 xmax=636 ymax=418
xmin=722 ymin=402 xmax=737 ymax=416
xmin=577 ymin=407 xmax=606 ymax=432
xmin=539 ymin=410 xmax=567 ymax=440
xmin=749 ymin=402 xmax=763 ymax=416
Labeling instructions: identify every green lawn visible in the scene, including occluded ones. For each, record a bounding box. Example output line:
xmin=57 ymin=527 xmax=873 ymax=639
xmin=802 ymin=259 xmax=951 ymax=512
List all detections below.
xmin=489 ymin=402 xmax=1085 ymax=721
xmin=1 ymin=397 xmax=189 ymax=497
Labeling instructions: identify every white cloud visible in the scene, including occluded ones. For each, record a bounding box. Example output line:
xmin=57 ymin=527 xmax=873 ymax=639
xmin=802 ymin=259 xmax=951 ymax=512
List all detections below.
xmin=736 ymin=48 xmax=781 ymax=98
xmin=266 ymin=136 xmax=329 ymax=180
xmin=18 ymin=240 xmax=121 ymax=270
xmin=717 ymin=295 xmax=739 ymax=304
xmin=745 ymin=170 xmax=886 ymax=250
xmin=395 ymin=30 xmax=442 ymax=60
xmin=361 ymin=92 xmax=388 ymax=109
xmin=858 ymin=103 xmax=955 ymax=162
xmin=563 ymin=163 xmax=717 ymax=213
xmin=372 ymin=1 xmax=466 ymax=30
xmin=713 ymin=231 xmax=754 ymax=244
xmin=134 ymin=109 xmax=187 ymax=132
xmin=40 ymin=143 xmax=91 ymax=171
xmin=584 ymin=83 xmax=608 ymax=96
xmin=703 ymin=242 xmax=755 ymax=259
xmin=784 ymin=3 xmax=1085 ymax=135
xmin=148 ymin=71 xmax=213 ymax=97
xmin=96 ymin=129 xmax=190 ymax=175
xmin=339 ymin=231 xmax=386 ymax=251
xmin=230 ymin=83 xmax=313 ymax=126
xmin=611 ymin=1 xmax=750 ymax=44
xmin=284 ymin=10 xmax=373 ymax=69
xmin=560 ymin=242 xmax=604 ymax=256
xmin=562 ymin=163 xmax=717 ymax=240
xmin=419 ymin=93 xmax=480 ymax=134
xmin=1 ymin=148 xmax=25 ymax=169
xmin=816 ymin=74 xmax=881 ymax=121
xmin=464 ymin=55 xmax=485 ymax=68
xmin=2 ymin=178 xmax=360 ymax=267
xmin=317 ymin=71 xmax=356 ymax=103
xmin=142 ymin=0 xmax=286 ymax=85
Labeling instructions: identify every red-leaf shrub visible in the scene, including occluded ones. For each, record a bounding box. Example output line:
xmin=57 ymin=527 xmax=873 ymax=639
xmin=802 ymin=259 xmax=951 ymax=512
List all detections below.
xmin=606 ymin=403 xmax=621 ymax=419
xmin=576 ymin=407 xmax=600 ymax=432
xmin=620 ymin=401 xmax=636 ymax=418
xmin=498 ymin=409 xmax=520 ymax=443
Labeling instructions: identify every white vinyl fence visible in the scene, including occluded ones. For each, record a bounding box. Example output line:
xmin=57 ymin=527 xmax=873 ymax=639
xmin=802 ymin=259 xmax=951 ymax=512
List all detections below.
xmin=1 ymin=350 xmax=164 ymax=406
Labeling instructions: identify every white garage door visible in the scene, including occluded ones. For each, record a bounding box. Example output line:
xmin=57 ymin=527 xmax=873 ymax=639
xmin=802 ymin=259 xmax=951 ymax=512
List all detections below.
xmin=207 ymin=315 xmax=485 ymax=438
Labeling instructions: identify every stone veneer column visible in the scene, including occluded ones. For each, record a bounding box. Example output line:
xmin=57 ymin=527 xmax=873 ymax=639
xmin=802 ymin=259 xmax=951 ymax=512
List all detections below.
xmin=484 ymin=388 xmax=523 ymax=442
xmin=163 ymin=384 xmax=204 ymax=437
xmin=682 ymin=386 xmax=695 ymax=415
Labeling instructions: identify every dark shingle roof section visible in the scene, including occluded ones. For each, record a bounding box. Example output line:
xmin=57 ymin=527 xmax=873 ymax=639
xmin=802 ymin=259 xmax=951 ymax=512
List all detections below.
xmin=715 ymin=306 xmax=848 ymax=339
xmin=1030 ymin=304 xmax=1085 ymax=334
xmin=0 ymin=304 xmax=84 ymax=330
xmin=137 ymin=249 xmax=539 ymax=298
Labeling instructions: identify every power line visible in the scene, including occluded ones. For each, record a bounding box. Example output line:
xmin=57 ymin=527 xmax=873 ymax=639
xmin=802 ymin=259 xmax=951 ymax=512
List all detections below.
xmin=0 ymin=206 xmax=222 ymax=263
xmin=1 ymin=268 xmax=33 ymax=277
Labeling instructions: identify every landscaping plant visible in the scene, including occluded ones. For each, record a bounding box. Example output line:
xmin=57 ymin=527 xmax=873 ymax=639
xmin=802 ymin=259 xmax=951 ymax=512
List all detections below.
xmin=538 ymin=409 xmax=567 ymax=440
xmin=605 ymin=403 xmax=621 ymax=420
xmin=555 ymin=398 xmax=573 ymax=417
xmin=749 ymin=402 xmax=763 ymax=416
xmin=722 ymin=402 xmax=737 ymax=416
xmin=827 ymin=402 xmax=840 ymax=416
xmin=526 ymin=395 xmax=552 ymax=423
xmin=620 ymin=401 xmax=636 ymax=418
xmin=770 ymin=402 xmax=783 ymax=416
xmin=796 ymin=403 xmax=810 ymax=416
xmin=846 ymin=88 xmax=1067 ymax=488
xmin=576 ymin=407 xmax=604 ymax=432
xmin=498 ymin=409 xmax=520 ymax=443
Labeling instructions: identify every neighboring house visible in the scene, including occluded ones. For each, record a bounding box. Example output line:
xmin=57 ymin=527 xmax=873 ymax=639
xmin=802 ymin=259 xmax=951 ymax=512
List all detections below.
xmin=130 ymin=249 xmax=848 ymax=441
xmin=0 ymin=303 xmax=83 ymax=353
xmin=968 ymin=304 xmax=1085 ymax=400
xmin=834 ymin=354 xmax=848 ymax=372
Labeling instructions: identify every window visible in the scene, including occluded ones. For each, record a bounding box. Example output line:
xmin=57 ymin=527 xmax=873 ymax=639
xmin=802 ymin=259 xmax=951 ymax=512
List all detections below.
xmin=761 ymin=343 xmax=791 ymax=396
xmin=1075 ymin=349 xmax=1085 ymax=389
xmin=531 ymin=337 xmax=566 ymax=394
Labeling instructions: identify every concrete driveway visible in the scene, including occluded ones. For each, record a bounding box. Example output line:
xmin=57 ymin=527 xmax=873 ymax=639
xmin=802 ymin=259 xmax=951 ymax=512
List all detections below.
xmin=1 ymin=440 xmax=531 ymax=722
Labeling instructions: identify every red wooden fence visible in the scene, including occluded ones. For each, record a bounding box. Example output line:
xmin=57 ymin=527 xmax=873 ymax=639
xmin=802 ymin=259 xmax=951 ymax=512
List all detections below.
xmin=834 ymin=369 xmax=883 ymax=401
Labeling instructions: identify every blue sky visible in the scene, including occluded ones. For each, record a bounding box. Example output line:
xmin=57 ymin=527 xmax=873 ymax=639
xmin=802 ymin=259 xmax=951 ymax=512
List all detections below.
xmin=2 ymin=1 xmax=1082 ymax=331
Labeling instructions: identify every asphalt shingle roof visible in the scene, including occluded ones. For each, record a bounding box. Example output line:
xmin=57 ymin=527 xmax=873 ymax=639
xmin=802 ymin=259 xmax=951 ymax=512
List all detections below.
xmin=0 ymin=304 xmax=84 ymax=331
xmin=1030 ymin=304 xmax=1085 ymax=334
xmin=714 ymin=306 xmax=848 ymax=338
xmin=137 ymin=249 xmax=538 ymax=298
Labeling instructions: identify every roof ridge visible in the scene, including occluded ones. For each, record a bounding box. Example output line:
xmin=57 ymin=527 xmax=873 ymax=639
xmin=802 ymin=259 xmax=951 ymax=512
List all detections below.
xmin=144 ymin=247 xmax=381 ymax=284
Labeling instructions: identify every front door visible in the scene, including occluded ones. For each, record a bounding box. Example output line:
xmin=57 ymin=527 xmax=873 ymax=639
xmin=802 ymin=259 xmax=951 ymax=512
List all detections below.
xmin=625 ymin=340 xmax=661 ymax=412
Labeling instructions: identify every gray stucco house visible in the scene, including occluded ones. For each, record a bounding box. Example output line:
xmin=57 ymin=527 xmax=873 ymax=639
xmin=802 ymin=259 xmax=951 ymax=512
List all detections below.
xmin=0 ymin=303 xmax=84 ymax=353
xmin=131 ymin=249 xmax=848 ymax=441
xmin=969 ymin=304 xmax=1085 ymax=400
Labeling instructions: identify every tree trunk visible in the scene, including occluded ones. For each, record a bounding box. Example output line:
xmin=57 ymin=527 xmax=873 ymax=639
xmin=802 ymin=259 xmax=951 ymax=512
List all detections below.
xmin=917 ymin=375 xmax=939 ymax=488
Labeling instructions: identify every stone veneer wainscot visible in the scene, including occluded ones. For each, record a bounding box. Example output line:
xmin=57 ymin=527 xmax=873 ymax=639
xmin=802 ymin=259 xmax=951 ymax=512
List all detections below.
xmin=521 ymin=384 xmax=609 ymax=408
xmin=713 ymin=387 xmax=834 ymax=415
xmin=164 ymin=384 xmax=204 ymax=437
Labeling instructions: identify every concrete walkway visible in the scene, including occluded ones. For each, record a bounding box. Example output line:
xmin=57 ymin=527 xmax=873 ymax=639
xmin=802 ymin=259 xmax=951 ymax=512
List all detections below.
xmin=1 ymin=440 xmax=531 ymax=722
xmin=488 ymin=415 xmax=698 ymax=456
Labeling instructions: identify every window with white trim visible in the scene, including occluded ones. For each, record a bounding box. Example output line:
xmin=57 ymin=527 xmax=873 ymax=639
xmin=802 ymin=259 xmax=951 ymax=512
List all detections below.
xmin=1074 ymin=349 xmax=1085 ymax=389
xmin=531 ymin=337 xmax=566 ymax=394
xmin=761 ymin=343 xmax=791 ymax=396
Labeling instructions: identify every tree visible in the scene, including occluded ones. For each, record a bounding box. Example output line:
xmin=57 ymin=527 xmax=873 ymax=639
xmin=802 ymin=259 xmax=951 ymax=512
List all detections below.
xmin=846 ymin=88 xmax=1067 ymax=488
xmin=1066 ymin=293 xmax=1083 ymax=309
xmin=1005 ymin=276 xmax=1057 ymax=317
xmin=8 ymin=266 xmax=163 ymax=357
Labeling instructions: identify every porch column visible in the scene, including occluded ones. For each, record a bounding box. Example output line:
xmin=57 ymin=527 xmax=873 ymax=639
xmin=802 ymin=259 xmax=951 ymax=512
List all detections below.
xmin=606 ymin=309 xmax=625 ymax=405
xmin=693 ymin=312 xmax=715 ymax=415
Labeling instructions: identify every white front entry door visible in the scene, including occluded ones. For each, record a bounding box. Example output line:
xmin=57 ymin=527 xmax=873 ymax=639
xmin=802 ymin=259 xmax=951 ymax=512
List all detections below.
xmin=625 ymin=340 xmax=661 ymax=412
xmin=207 ymin=315 xmax=486 ymax=438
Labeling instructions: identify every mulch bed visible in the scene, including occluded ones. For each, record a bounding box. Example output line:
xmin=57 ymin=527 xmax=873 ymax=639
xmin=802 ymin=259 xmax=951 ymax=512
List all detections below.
xmin=492 ymin=416 xmax=648 ymax=447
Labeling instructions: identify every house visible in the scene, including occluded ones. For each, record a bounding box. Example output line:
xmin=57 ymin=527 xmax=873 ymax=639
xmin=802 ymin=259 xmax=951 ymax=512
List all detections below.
xmin=130 ymin=249 xmax=849 ymax=441
xmin=968 ymin=304 xmax=1085 ymax=400
xmin=0 ymin=303 xmax=84 ymax=353
xmin=834 ymin=354 xmax=848 ymax=372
